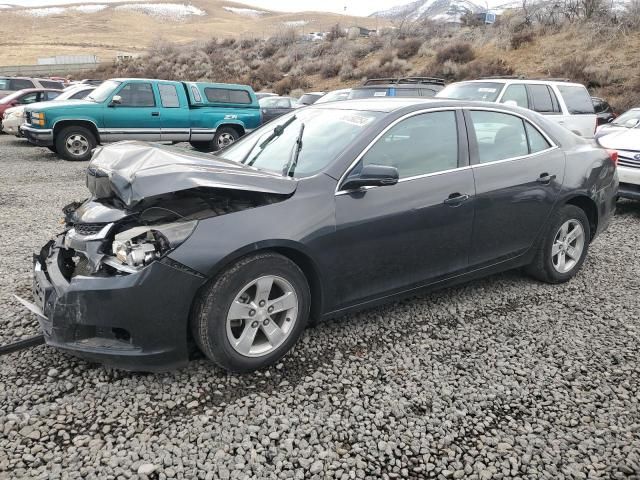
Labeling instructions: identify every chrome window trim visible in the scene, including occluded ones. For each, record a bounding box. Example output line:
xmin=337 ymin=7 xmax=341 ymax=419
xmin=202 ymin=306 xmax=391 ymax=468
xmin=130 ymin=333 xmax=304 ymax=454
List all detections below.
xmin=335 ymin=107 xmax=463 ymax=195
xmin=335 ymin=106 xmax=559 ymax=195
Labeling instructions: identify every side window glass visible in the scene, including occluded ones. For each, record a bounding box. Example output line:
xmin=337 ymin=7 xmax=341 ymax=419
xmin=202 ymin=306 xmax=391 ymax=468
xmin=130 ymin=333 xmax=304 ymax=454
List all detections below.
xmin=11 ymin=79 xmax=35 ymax=90
xmin=501 ymin=84 xmax=528 ymax=108
xmin=469 ymin=110 xmax=528 ymax=163
xmin=361 ymin=111 xmax=458 ymax=179
xmin=525 ymin=122 xmax=551 ymax=153
xmin=47 ymin=91 xmax=61 ymax=100
xmin=19 ymin=93 xmax=38 ymax=104
xmin=557 ymin=85 xmax=595 ymax=114
xmin=70 ymin=90 xmax=89 ymax=100
xmin=528 ymin=85 xmax=557 ymax=114
xmin=117 ymin=83 xmax=155 ymax=107
xmin=190 ymin=85 xmax=202 ymax=103
xmin=158 ymin=84 xmax=180 ymax=108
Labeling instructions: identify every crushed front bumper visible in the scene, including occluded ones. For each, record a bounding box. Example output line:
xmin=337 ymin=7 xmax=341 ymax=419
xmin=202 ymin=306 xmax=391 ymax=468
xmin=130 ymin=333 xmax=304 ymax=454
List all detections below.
xmin=28 ymin=239 xmax=205 ymax=371
xmin=22 ymin=125 xmax=53 ymax=147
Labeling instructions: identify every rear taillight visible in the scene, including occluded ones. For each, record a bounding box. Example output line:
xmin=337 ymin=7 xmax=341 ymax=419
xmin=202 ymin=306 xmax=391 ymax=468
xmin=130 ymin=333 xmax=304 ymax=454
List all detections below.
xmin=606 ymin=149 xmax=618 ymax=167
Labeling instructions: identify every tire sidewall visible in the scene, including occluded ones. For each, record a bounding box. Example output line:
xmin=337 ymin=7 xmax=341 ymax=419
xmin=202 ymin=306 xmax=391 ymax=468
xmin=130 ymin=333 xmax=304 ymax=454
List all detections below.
xmin=56 ymin=126 xmax=96 ymax=161
xmin=199 ymin=254 xmax=310 ymax=372
xmin=542 ymin=205 xmax=590 ymax=283
xmin=212 ymin=127 xmax=239 ymax=151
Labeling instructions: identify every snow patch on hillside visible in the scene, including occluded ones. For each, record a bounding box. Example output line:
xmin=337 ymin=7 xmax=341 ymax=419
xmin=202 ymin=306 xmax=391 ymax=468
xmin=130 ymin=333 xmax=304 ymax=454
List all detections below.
xmin=20 ymin=6 xmax=67 ymax=16
xmin=283 ymin=20 xmax=308 ymax=26
xmin=71 ymin=4 xmax=108 ymax=13
xmin=115 ymin=3 xmax=206 ymax=19
xmin=0 ymin=4 xmax=12 ymax=8
xmin=222 ymin=6 xmax=266 ymax=17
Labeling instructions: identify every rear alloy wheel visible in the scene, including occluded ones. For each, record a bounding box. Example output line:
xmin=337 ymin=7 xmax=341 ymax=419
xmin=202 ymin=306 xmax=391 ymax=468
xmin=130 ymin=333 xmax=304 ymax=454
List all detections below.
xmin=526 ymin=205 xmax=590 ymax=283
xmin=191 ymin=252 xmax=310 ymax=372
xmin=213 ymin=126 xmax=239 ymax=151
xmin=55 ymin=126 xmax=96 ymax=161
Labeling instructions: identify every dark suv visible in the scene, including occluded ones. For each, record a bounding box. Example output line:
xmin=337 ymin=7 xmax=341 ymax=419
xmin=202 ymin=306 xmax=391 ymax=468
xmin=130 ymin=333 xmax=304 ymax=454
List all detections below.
xmin=349 ymin=77 xmax=445 ymax=99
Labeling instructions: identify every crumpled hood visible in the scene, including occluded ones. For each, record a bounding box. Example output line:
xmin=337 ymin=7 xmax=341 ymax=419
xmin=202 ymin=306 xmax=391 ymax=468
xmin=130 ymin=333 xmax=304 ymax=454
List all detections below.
xmin=86 ymin=141 xmax=297 ymax=207
xmin=597 ymin=128 xmax=640 ymax=152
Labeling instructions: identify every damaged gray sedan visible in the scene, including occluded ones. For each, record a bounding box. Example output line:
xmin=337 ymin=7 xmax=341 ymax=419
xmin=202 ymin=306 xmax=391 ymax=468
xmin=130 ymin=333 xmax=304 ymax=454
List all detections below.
xmin=23 ymin=99 xmax=618 ymax=372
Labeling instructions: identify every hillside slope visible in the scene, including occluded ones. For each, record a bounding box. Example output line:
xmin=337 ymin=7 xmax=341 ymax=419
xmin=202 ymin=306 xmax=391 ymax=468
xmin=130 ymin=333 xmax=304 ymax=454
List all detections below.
xmin=0 ymin=0 xmax=379 ymax=65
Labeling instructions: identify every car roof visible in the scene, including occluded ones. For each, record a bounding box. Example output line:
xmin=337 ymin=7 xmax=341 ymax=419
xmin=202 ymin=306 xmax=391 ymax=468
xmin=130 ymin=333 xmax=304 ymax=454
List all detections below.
xmin=453 ymin=78 xmax=586 ymax=88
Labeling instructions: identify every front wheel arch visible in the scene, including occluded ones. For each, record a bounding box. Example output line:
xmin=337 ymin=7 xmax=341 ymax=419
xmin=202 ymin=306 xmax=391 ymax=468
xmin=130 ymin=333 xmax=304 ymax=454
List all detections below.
xmin=53 ymin=120 xmax=100 ymax=144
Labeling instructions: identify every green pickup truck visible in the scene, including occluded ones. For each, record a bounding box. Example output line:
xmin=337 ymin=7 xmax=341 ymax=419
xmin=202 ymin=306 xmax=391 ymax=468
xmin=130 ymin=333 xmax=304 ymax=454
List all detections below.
xmin=22 ymin=78 xmax=262 ymax=161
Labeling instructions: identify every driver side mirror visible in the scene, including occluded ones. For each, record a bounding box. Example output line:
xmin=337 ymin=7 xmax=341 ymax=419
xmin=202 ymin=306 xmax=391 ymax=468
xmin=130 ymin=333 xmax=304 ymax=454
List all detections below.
xmin=341 ymin=164 xmax=399 ymax=191
xmin=109 ymin=95 xmax=122 ymax=107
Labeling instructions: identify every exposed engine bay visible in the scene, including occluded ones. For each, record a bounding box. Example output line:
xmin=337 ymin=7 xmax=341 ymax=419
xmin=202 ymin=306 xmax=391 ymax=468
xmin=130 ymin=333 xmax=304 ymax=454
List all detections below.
xmin=57 ymin=187 xmax=287 ymax=279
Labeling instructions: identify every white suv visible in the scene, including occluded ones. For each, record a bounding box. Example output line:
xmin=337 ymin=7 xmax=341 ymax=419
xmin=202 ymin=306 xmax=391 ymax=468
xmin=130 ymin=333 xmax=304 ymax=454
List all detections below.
xmin=437 ymin=79 xmax=597 ymax=138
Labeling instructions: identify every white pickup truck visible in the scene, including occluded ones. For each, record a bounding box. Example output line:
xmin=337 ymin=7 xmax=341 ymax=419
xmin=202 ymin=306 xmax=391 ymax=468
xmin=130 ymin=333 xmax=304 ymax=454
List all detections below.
xmin=437 ymin=78 xmax=597 ymax=138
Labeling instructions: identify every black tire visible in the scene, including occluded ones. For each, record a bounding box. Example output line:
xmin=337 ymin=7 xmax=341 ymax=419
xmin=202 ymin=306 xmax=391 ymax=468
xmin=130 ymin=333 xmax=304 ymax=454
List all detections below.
xmin=191 ymin=252 xmax=310 ymax=372
xmin=525 ymin=204 xmax=591 ymax=284
xmin=47 ymin=145 xmax=58 ymax=153
xmin=212 ymin=126 xmax=240 ymax=152
xmin=55 ymin=125 xmax=96 ymax=161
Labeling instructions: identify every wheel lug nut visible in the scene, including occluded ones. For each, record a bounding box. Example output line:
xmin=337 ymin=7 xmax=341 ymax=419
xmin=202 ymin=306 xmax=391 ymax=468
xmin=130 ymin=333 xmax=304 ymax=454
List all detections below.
xmin=286 ymin=317 xmax=291 ymax=322
xmin=259 ymin=300 xmax=266 ymax=307
xmin=268 ymin=306 xmax=274 ymax=313
xmin=251 ymin=321 xmax=259 ymax=328
xmin=249 ymin=309 xmax=256 ymax=317
xmin=263 ymin=319 xmax=270 ymax=326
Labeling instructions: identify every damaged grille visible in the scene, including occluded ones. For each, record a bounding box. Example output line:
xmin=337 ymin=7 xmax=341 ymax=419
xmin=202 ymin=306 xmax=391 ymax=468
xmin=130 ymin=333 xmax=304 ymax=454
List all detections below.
xmin=73 ymin=223 xmax=108 ymax=236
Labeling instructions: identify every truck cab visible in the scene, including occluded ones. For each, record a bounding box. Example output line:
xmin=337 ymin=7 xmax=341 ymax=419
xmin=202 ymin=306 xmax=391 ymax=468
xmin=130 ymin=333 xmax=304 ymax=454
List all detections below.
xmin=22 ymin=78 xmax=261 ymax=161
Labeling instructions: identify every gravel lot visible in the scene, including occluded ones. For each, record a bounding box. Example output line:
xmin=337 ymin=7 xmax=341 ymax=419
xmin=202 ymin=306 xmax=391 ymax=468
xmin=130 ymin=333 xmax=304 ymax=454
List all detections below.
xmin=0 ymin=133 xmax=639 ymax=480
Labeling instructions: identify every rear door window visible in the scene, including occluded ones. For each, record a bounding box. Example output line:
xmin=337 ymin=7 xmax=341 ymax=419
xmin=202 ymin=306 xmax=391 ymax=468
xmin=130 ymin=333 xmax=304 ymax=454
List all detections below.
xmin=10 ymin=79 xmax=35 ymax=90
xmin=500 ymin=84 xmax=528 ymax=108
xmin=557 ymin=85 xmax=595 ymax=114
xmin=158 ymin=84 xmax=180 ymax=108
xmin=527 ymin=85 xmax=560 ymax=114
xmin=468 ymin=110 xmax=529 ymax=163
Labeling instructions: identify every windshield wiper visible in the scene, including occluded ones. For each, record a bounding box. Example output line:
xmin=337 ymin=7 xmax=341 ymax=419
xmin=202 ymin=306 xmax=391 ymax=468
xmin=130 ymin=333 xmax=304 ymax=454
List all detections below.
xmin=282 ymin=122 xmax=305 ymax=178
xmin=246 ymin=115 xmax=297 ymax=167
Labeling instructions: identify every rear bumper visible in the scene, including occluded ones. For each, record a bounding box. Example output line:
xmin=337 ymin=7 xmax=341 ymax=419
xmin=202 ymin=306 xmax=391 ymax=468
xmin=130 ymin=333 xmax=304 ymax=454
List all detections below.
xmin=28 ymin=238 xmax=205 ymax=371
xmin=22 ymin=125 xmax=53 ymax=146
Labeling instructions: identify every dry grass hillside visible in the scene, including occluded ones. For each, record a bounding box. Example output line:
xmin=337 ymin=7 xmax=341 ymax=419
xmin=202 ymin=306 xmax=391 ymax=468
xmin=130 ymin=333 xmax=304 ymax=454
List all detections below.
xmin=0 ymin=0 xmax=379 ymax=65
xmin=88 ymin=16 xmax=640 ymax=111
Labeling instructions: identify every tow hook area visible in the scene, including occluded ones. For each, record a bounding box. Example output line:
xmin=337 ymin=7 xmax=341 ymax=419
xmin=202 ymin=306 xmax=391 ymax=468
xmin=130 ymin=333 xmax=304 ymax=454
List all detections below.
xmin=0 ymin=296 xmax=47 ymax=356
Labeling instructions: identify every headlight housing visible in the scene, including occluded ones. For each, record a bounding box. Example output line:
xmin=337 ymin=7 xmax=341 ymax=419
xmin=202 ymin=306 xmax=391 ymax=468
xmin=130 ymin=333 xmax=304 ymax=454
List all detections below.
xmin=31 ymin=112 xmax=46 ymax=126
xmin=111 ymin=221 xmax=198 ymax=269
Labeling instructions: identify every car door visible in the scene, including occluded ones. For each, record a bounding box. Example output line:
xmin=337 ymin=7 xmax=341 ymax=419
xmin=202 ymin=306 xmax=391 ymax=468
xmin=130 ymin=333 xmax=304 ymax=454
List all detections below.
xmin=465 ymin=108 xmax=565 ymax=267
xmin=157 ymin=82 xmax=190 ymax=142
xmin=103 ymin=81 xmax=161 ymax=141
xmin=332 ymin=109 xmax=476 ymax=308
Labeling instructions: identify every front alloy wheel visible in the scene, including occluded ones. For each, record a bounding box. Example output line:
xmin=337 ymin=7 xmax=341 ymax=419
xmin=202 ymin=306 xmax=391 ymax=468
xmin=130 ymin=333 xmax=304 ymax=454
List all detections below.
xmin=192 ymin=252 xmax=310 ymax=372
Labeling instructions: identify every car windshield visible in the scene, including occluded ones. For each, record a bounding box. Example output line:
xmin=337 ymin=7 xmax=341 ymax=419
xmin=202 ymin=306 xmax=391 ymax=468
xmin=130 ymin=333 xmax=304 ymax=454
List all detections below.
xmin=220 ymin=108 xmax=381 ymax=178
xmin=259 ymin=97 xmax=294 ymax=108
xmin=315 ymin=90 xmax=350 ymax=104
xmin=437 ymin=82 xmax=503 ymax=102
xmin=86 ymin=80 xmax=121 ymax=103
xmin=612 ymin=109 xmax=640 ymax=127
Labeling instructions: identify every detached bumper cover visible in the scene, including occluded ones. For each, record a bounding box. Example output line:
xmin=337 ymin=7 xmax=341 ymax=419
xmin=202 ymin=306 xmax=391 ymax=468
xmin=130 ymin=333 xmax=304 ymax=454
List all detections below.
xmin=32 ymin=240 xmax=205 ymax=371
xmin=22 ymin=125 xmax=53 ymax=146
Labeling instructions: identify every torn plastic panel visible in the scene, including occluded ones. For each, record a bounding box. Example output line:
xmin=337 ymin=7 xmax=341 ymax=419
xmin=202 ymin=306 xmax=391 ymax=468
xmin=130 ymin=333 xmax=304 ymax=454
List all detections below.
xmin=87 ymin=141 xmax=297 ymax=207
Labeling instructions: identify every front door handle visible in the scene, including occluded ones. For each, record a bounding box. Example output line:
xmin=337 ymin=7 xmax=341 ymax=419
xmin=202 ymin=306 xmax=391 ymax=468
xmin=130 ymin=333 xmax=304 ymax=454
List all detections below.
xmin=151 ymin=112 xmax=160 ymax=117
xmin=444 ymin=193 xmax=470 ymax=206
xmin=536 ymin=173 xmax=557 ymax=184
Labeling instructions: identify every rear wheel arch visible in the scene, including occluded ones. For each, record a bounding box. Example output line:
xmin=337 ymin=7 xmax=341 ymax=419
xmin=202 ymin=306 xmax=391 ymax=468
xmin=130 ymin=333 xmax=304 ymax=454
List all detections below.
xmin=564 ymin=195 xmax=598 ymax=240
xmin=217 ymin=122 xmax=245 ymax=138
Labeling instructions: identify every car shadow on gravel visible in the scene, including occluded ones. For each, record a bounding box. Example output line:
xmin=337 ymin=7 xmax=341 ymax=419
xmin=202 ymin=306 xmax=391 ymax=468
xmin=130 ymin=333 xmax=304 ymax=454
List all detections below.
xmin=616 ymin=199 xmax=640 ymax=218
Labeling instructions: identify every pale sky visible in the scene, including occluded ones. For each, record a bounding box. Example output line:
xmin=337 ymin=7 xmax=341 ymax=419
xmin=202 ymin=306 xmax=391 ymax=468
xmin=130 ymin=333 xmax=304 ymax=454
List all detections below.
xmin=4 ymin=0 xmax=418 ymax=16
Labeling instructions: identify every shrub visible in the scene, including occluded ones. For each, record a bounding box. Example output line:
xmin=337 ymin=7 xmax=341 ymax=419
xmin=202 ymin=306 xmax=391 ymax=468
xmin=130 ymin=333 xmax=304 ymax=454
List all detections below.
xmin=510 ymin=31 xmax=535 ymax=50
xmin=320 ymin=62 xmax=341 ymax=78
xmin=436 ymin=43 xmax=475 ymax=64
xmin=396 ymin=38 xmax=422 ymax=59
xmin=327 ymin=23 xmax=346 ymax=41
xmin=261 ymin=42 xmax=279 ymax=59
xmin=253 ymin=62 xmax=281 ymax=87
xmin=379 ymin=49 xmax=395 ymax=66
xmin=461 ymin=58 xmax=514 ymax=80
xmin=274 ymin=76 xmax=310 ymax=95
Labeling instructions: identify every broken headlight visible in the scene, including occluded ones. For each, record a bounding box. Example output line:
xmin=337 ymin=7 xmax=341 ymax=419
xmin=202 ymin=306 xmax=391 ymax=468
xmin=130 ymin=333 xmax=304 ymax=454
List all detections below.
xmin=111 ymin=221 xmax=197 ymax=268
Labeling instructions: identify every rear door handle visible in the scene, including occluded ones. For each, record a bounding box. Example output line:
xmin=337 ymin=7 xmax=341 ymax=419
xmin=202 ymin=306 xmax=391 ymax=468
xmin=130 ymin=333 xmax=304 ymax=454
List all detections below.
xmin=536 ymin=173 xmax=557 ymax=184
xmin=444 ymin=193 xmax=470 ymax=206
xmin=151 ymin=112 xmax=160 ymax=117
